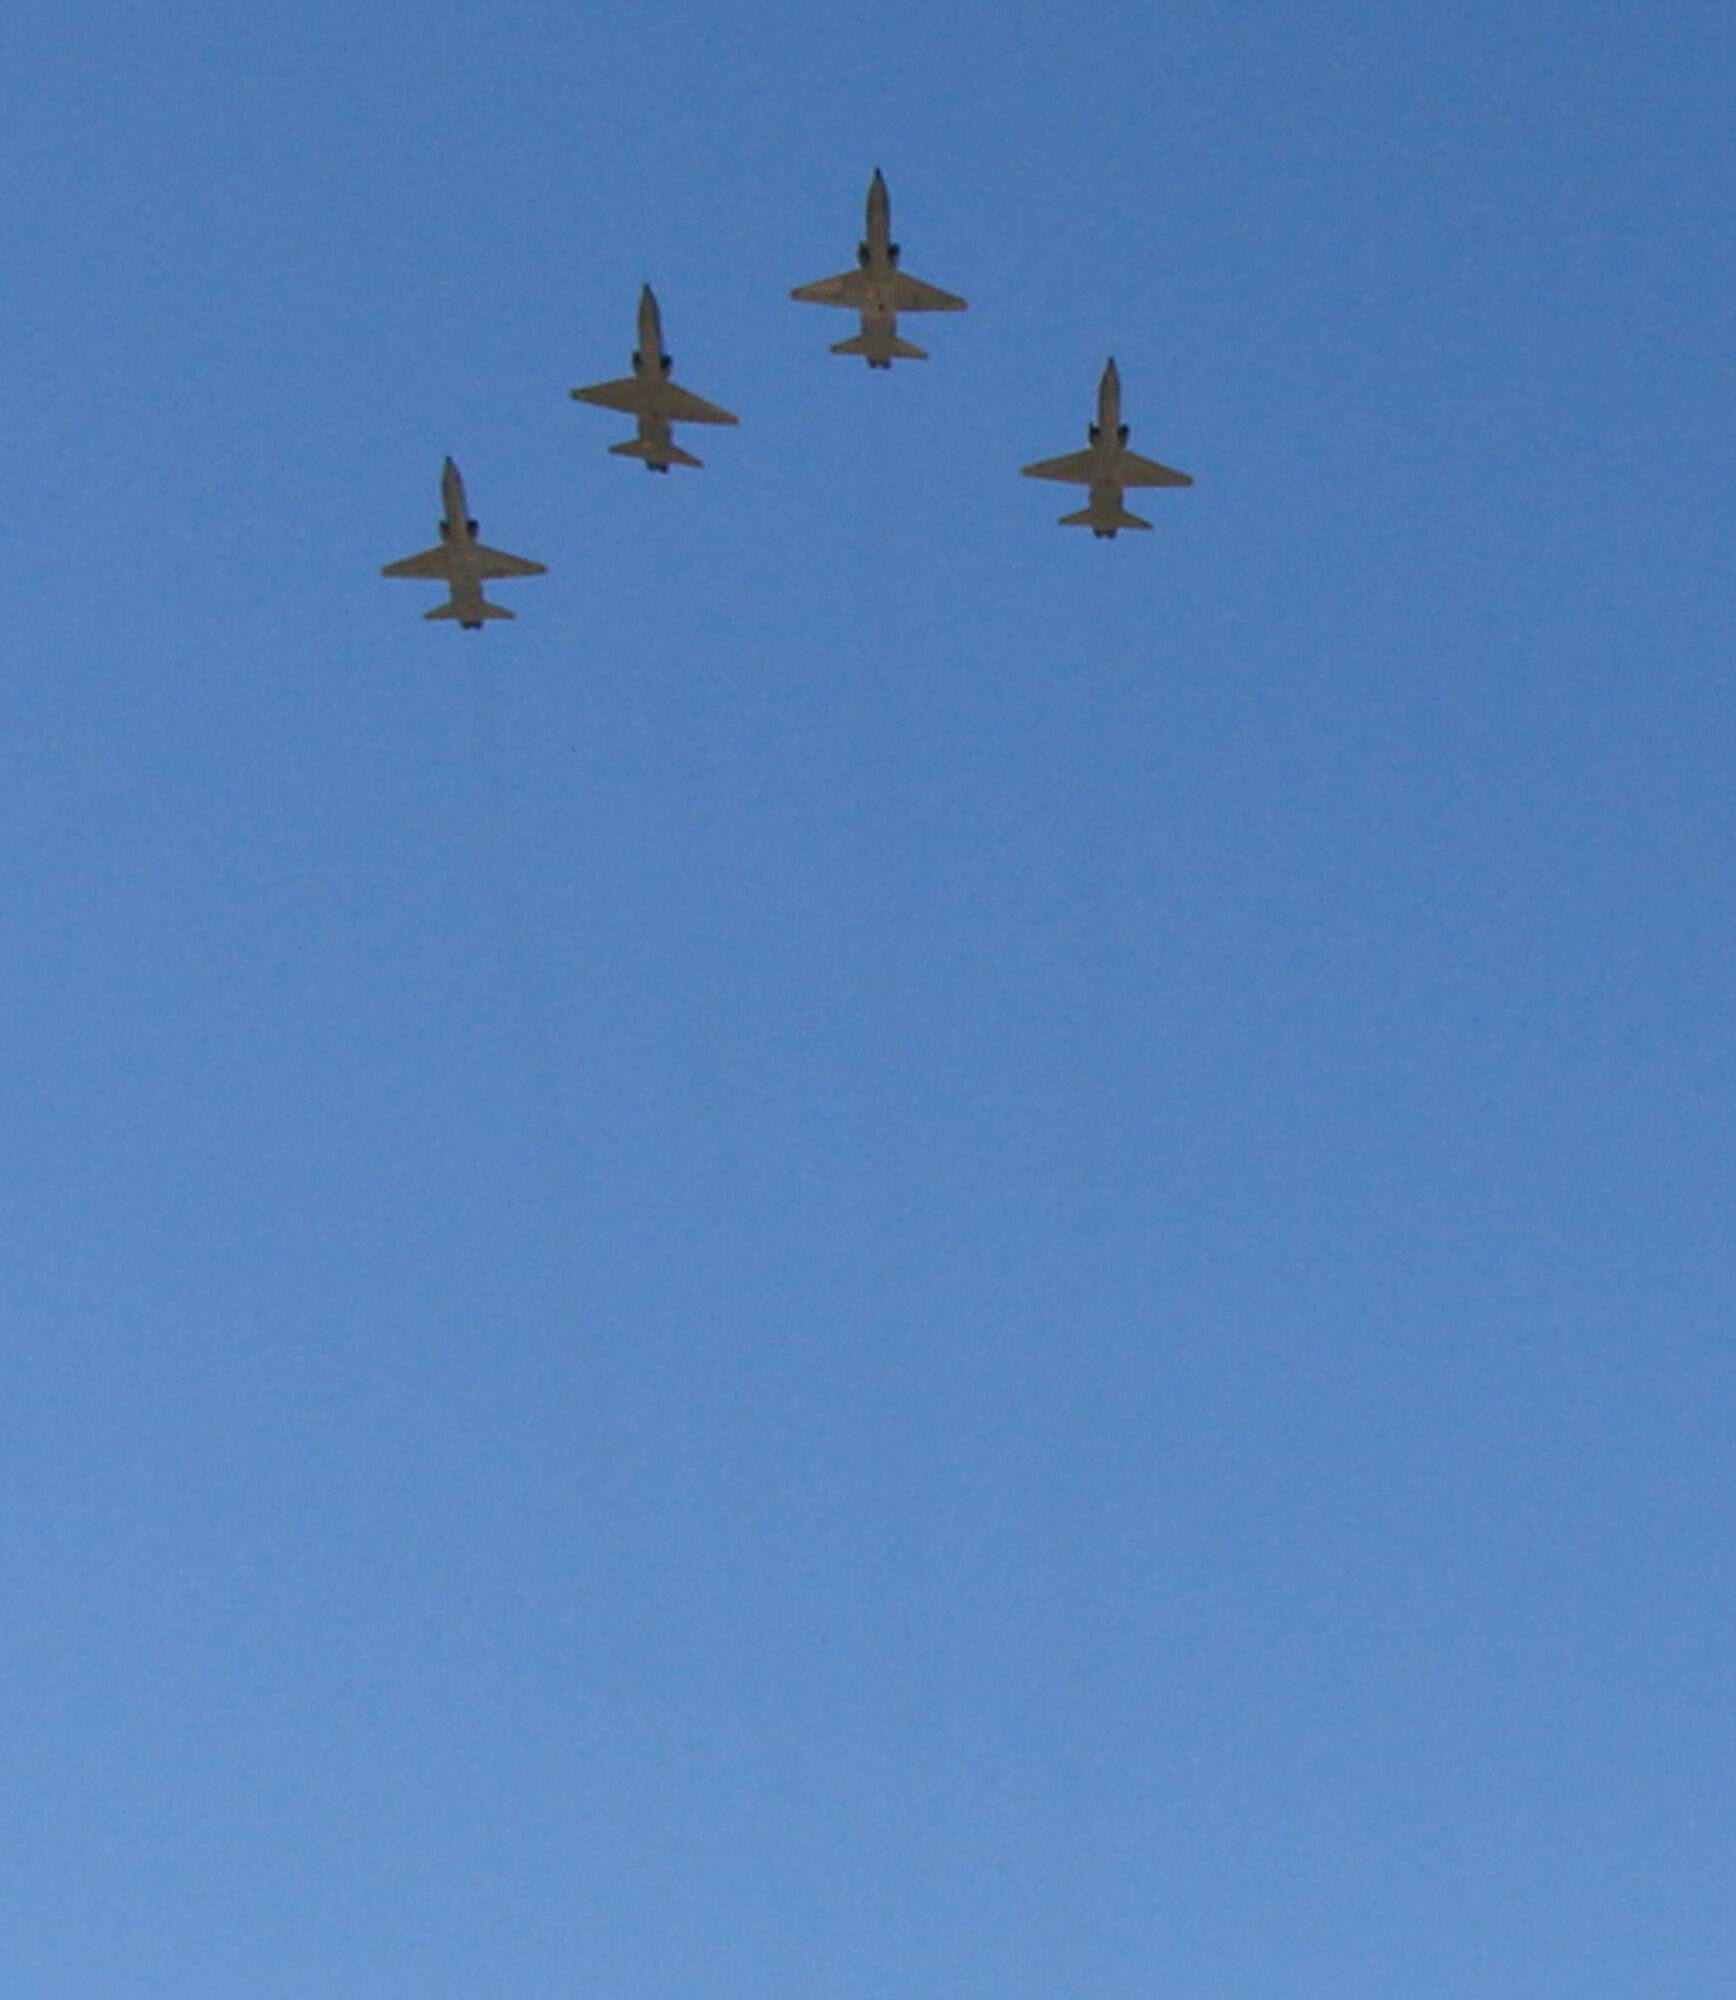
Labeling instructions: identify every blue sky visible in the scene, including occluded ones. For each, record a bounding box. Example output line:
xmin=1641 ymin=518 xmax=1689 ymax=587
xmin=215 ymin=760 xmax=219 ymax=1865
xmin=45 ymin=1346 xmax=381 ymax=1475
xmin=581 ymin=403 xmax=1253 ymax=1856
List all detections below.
xmin=3 ymin=3 xmax=1733 ymax=1995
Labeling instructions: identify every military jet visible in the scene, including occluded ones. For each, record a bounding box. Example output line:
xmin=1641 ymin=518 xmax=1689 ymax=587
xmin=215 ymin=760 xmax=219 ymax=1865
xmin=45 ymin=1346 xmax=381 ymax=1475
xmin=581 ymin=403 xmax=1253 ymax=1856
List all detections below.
xmin=570 ymin=285 xmax=738 ymax=471
xmin=1022 ymin=359 xmax=1192 ymax=538
xmin=381 ymin=458 xmax=547 ymax=627
xmin=791 ymin=168 xmax=967 ymax=367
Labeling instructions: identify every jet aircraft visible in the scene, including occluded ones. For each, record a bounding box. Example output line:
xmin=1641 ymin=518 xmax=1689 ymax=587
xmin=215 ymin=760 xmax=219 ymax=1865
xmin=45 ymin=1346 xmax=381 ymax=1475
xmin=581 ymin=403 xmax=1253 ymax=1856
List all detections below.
xmin=791 ymin=168 xmax=967 ymax=367
xmin=1022 ymin=359 xmax=1192 ymax=538
xmin=570 ymin=285 xmax=738 ymax=470
xmin=381 ymin=458 xmax=547 ymax=627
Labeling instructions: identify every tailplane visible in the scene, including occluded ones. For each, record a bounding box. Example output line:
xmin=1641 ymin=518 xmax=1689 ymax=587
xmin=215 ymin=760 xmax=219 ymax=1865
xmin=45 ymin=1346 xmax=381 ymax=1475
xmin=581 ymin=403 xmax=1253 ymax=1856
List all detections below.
xmin=609 ymin=436 xmax=702 ymax=469
xmin=830 ymin=331 xmax=928 ymax=362
xmin=426 ymin=600 xmax=513 ymax=623
xmin=1059 ymin=504 xmax=1152 ymax=536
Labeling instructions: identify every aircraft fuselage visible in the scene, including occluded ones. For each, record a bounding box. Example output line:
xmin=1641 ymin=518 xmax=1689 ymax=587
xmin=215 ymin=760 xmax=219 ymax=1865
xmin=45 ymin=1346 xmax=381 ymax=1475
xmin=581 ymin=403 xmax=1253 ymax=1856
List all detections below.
xmin=629 ymin=286 xmax=684 ymax=466
xmin=848 ymin=171 xmax=905 ymax=358
xmin=1075 ymin=362 xmax=1144 ymax=532
xmin=435 ymin=459 xmax=492 ymax=623
xmin=634 ymin=285 xmax=671 ymax=380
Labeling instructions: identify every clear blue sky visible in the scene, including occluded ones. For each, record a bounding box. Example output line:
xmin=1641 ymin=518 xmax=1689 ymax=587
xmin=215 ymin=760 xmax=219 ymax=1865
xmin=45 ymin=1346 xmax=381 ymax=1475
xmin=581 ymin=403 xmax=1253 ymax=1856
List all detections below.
xmin=3 ymin=4 xmax=1733 ymax=1995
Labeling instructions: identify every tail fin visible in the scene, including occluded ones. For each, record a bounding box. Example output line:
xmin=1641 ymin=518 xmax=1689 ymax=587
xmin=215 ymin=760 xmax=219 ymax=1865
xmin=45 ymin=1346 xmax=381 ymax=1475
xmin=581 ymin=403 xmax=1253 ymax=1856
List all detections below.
xmin=426 ymin=600 xmax=513 ymax=622
xmin=1059 ymin=505 xmax=1151 ymax=535
xmin=830 ymin=332 xmax=927 ymax=361
xmin=610 ymin=437 xmax=702 ymax=469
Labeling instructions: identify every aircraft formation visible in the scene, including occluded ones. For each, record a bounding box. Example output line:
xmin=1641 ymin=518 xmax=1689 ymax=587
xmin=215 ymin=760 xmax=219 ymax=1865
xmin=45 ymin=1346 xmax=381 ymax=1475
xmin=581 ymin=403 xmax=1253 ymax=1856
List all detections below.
xmin=383 ymin=170 xmax=1193 ymax=628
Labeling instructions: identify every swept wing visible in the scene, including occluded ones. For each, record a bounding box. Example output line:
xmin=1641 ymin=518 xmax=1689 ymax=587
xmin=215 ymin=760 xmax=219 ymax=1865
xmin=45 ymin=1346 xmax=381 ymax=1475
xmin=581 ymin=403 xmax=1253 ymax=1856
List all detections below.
xmin=790 ymin=268 xmax=966 ymax=313
xmin=471 ymin=545 xmax=547 ymax=579
xmin=381 ymin=545 xmax=455 ymax=580
xmin=657 ymin=382 xmax=738 ymax=426
xmin=381 ymin=543 xmax=543 ymax=581
xmin=570 ymin=376 xmax=653 ymax=415
xmin=1020 ymin=450 xmax=1098 ymax=486
xmin=570 ymin=377 xmax=738 ymax=426
xmin=568 ymin=378 xmax=656 ymax=418
xmin=888 ymin=271 xmax=967 ymax=313
xmin=790 ymin=269 xmax=873 ymax=308
xmin=1120 ymin=451 xmax=1193 ymax=489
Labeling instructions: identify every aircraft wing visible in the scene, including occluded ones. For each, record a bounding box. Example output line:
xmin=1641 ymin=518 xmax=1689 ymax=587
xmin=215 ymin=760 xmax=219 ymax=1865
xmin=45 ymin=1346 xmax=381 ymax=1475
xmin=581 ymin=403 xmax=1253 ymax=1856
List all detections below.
xmin=888 ymin=271 xmax=967 ymax=313
xmin=790 ymin=269 xmax=874 ymax=308
xmin=1120 ymin=451 xmax=1193 ymax=488
xmin=572 ymin=376 xmax=736 ymax=425
xmin=1020 ymin=450 xmax=1098 ymax=486
xmin=381 ymin=545 xmax=455 ymax=579
xmin=472 ymin=545 xmax=548 ymax=580
xmin=659 ymin=382 xmax=738 ymax=426
xmin=571 ymin=375 xmax=652 ymax=415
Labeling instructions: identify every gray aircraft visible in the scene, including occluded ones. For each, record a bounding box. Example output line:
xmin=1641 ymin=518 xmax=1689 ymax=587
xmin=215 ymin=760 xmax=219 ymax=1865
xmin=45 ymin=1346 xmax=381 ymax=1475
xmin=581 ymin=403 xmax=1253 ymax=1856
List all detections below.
xmin=1022 ymin=358 xmax=1192 ymax=538
xmin=381 ymin=458 xmax=547 ymax=627
xmin=570 ymin=285 xmax=738 ymax=470
xmin=791 ymin=168 xmax=967 ymax=367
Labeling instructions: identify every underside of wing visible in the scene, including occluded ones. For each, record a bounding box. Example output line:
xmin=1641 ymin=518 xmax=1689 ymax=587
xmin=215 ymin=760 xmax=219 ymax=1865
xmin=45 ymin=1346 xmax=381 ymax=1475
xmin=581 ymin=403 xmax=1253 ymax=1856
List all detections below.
xmin=381 ymin=545 xmax=455 ymax=580
xmin=659 ymin=381 xmax=739 ymax=426
xmin=888 ymin=270 xmax=967 ymax=313
xmin=472 ymin=545 xmax=548 ymax=580
xmin=1020 ymin=449 xmax=1098 ymax=486
xmin=571 ymin=375 xmax=652 ymax=415
xmin=790 ymin=269 xmax=873 ymax=308
xmin=1120 ymin=450 xmax=1193 ymax=488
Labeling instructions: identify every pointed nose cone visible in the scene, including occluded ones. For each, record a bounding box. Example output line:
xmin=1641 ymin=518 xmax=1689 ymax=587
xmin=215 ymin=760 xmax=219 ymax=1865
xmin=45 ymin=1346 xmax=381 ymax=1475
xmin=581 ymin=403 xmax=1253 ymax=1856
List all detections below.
xmin=442 ymin=456 xmax=465 ymax=505
xmin=637 ymin=283 xmax=662 ymax=351
xmin=867 ymin=167 xmax=889 ymax=230
xmin=1098 ymin=356 xmax=1122 ymax=427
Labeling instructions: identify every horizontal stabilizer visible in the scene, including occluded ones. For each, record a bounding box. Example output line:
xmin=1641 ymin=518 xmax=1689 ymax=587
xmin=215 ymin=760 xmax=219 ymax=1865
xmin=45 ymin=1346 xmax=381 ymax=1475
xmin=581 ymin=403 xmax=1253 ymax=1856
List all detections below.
xmin=426 ymin=600 xmax=514 ymax=621
xmin=830 ymin=332 xmax=927 ymax=361
xmin=1060 ymin=505 xmax=1151 ymax=534
xmin=610 ymin=437 xmax=703 ymax=469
